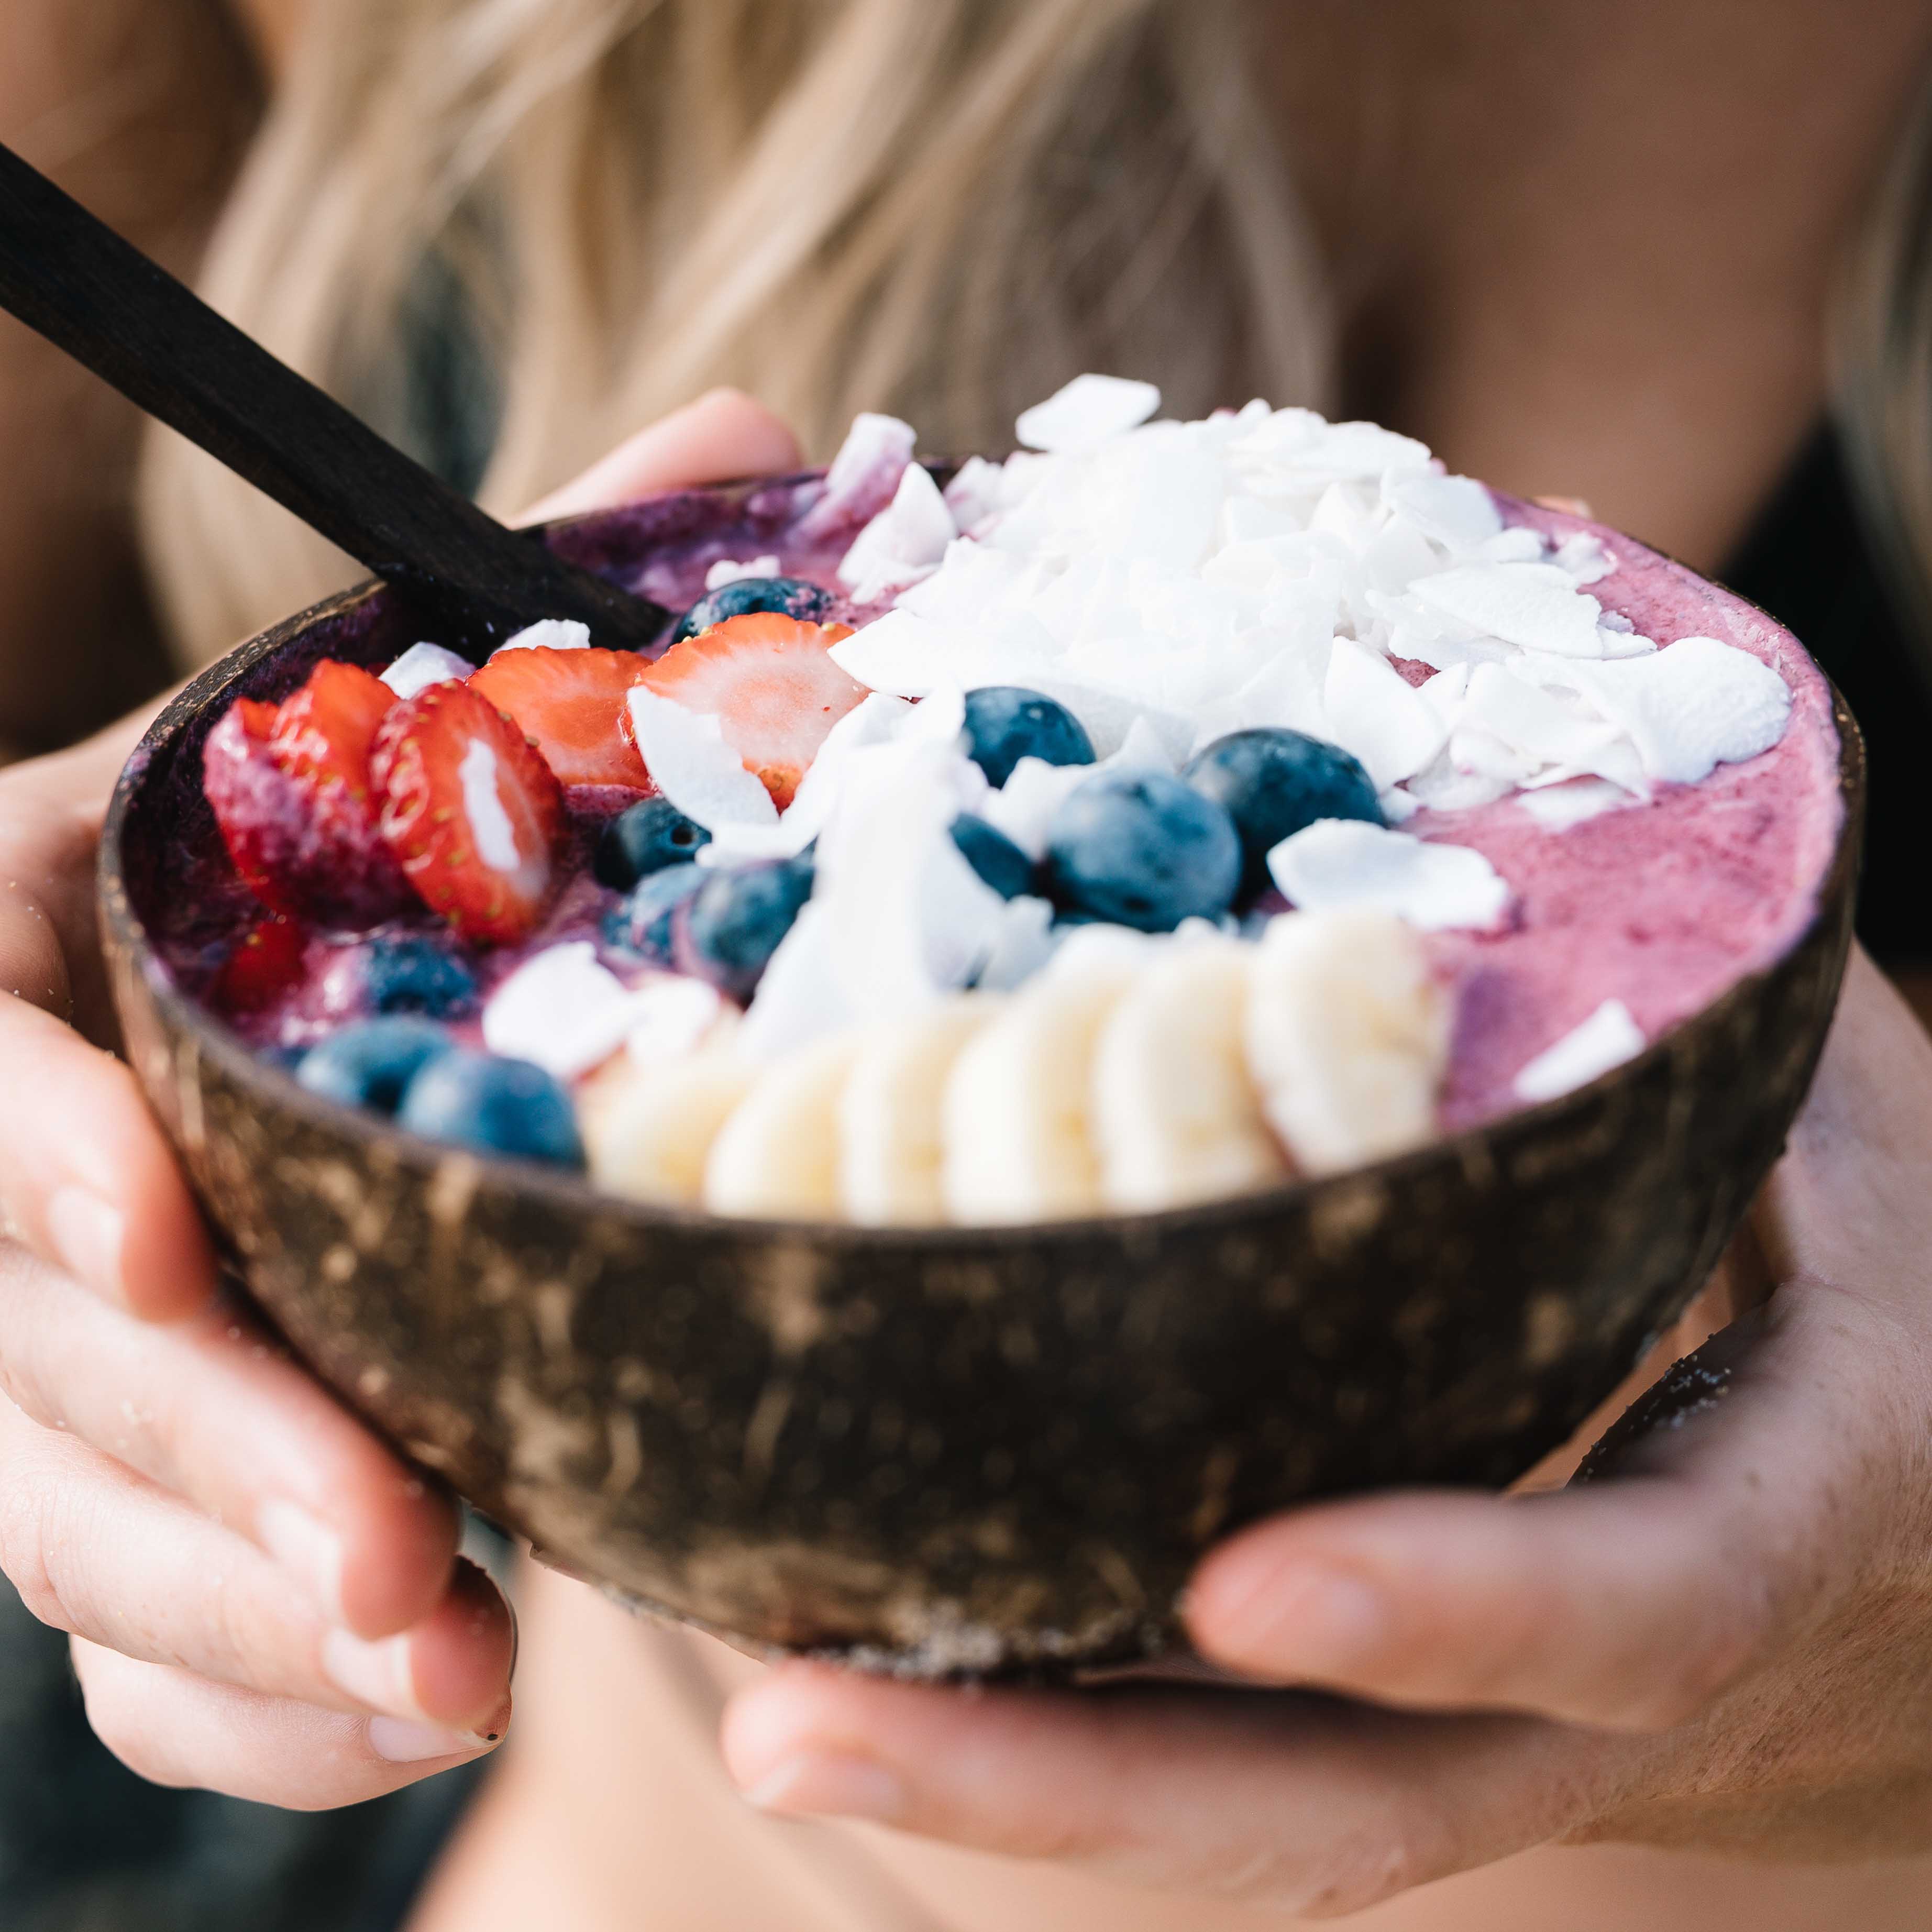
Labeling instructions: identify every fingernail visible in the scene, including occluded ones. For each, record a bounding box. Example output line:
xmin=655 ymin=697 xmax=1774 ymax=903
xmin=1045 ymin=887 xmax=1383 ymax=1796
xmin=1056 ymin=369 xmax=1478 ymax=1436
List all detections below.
xmin=46 ymin=1187 xmax=125 ymax=1300
xmin=1207 ymin=1567 xmax=1388 ymax=1674
xmin=258 ymin=1502 xmax=347 ymax=1625
xmin=324 ymin=1628 xmax=419 ymax=1718
xmin=367 ymin=1715 xmax=494 ymax=1764
xmin=742 ymin=1753 xmax=907 ymax=1824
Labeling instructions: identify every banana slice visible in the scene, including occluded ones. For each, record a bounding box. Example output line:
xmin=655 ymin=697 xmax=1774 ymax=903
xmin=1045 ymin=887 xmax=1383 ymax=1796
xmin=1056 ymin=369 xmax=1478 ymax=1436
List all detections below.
xmin=942 ymin=961 xmax=1138 ymax=1224
xmin=1092 ymin=939 xmax=1289 ymax=1211
xmin=1245 ymin=908 xmax=1450 ymax=1176
xmin=840 ymin=995 xmax=1002 ymax=1226
xmin=586 ymin=1044 xmax=755 ymax=1207
xmin=703 ymin=1032 xmax=865 ymax=1219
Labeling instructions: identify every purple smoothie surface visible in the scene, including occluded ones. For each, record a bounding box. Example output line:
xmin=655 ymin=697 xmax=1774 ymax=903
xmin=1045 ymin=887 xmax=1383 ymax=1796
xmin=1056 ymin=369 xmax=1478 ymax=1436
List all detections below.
xmin=145 ymin=468 xmax=1845 ymax=1147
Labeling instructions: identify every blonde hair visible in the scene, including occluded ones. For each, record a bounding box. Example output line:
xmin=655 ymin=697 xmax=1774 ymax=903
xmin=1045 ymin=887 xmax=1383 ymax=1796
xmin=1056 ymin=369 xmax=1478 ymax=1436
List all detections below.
xmin=1837 ymin=74 xmax=1932 ymax=679
xmin=139 ymin=0 xmax=1332 ymax=665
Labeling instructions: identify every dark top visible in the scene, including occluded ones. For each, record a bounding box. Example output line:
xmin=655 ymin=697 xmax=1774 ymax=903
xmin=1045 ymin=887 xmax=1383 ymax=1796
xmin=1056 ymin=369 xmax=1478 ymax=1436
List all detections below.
xmin=1 ymin=420 xmax=1925 ymax=1931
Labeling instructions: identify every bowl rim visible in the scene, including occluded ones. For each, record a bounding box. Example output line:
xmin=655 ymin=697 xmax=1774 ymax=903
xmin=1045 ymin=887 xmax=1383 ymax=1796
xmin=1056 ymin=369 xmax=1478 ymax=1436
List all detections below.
xmin=97 ymin=488 xmax=1870 ymax=1256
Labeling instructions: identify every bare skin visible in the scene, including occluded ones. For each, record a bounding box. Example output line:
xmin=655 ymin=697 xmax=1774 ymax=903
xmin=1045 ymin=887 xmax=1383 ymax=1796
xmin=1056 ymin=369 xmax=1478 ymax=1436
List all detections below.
xmin=6 ymin=0 xmax=1932 ymax=1925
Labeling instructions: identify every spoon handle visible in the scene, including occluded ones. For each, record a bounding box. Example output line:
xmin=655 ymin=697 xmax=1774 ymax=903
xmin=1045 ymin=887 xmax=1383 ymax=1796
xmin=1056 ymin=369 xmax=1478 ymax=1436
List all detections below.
xmin=0 ymin=141 xmax=670 ymax=653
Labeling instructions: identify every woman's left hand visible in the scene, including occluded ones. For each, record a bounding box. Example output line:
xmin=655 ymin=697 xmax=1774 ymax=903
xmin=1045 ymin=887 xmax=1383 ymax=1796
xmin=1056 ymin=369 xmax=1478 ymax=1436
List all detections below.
xmin=720 ymin=946 xmax=1932 ymax=1916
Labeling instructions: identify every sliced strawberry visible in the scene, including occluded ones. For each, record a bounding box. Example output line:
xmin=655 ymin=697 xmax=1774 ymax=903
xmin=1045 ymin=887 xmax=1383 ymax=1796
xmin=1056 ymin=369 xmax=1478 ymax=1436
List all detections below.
xmin=202 ymin=692 xmax=413 ymax=923
xmin=212 ymin=912 xmax=308 ymax=1012
xmin=371 ymin=682 xmax=565 ymax=945
xmin=466 ymin=647 xmax=650 ymax=788
xmin=628 ymin=612 xmax=864 ymax=809
xmin=270 ymin=659 xmax=395 ymax=801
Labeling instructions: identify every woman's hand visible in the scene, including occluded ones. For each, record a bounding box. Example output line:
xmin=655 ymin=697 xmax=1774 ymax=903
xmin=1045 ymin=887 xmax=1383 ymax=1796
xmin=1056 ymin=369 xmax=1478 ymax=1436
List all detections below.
xmin=721 ymin=945 xmax=1932 ymax=1914
xmin=0 ymin=389 xmax=801 ymax=1809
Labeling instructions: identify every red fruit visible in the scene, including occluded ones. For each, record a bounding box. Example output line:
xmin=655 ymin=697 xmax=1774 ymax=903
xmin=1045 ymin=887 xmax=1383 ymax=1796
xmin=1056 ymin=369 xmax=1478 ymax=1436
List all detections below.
xmin=270 ymin=660 xmax=395 ymax=801
xmin=212 ymin=912 xmax=307 ymax=1012
xmin=371 ymin=682 xmax=565 ymax=945
xmin=202 ymin=691 xmax=413 ymax=924
xmin=466 ymin=647 xmax=650 ymax=788
xmin=629 ymin=612 xmax=865 ymax=809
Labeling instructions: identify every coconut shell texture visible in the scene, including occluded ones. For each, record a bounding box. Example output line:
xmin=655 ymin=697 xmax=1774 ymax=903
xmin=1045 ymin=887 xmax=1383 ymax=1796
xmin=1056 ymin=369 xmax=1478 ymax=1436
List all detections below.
xmin=100 ymin=482 xmax=1864 ymax=1676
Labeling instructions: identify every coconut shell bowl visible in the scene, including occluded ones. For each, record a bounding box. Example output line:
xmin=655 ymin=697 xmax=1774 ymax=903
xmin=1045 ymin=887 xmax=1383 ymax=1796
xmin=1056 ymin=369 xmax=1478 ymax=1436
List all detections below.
xmin=98 ymin=476 xmax=1865 ymax=1679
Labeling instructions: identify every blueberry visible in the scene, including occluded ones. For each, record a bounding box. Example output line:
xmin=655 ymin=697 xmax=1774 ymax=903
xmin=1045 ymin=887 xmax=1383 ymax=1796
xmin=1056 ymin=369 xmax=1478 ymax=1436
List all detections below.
xmin=1183 ymin=729 xmax=1384 ymax=892
xmin=672 ymin=576 xmax=833 ymax=643
xmin=1043 ymin=770 xmax=1242 ymax=932
xmin=594 ymin=798 xmax=712 ymax=890
xmin=297 ymin=1018 xmax=452 ymax=1115
xmin=962 ymin=688 xmax=1096 ymax=789
xmin=396 ymin=1049 xmax=584 ymax=1167
xmin=619 ymin=862 xmax=708 ymax=962
xmin=682 ymin=857 xmax=814 ymax=998
xmin=950 ymin=814 xmax=1034 ymax=900
xmin=363 ymin=935 xmax=478 ymax=1018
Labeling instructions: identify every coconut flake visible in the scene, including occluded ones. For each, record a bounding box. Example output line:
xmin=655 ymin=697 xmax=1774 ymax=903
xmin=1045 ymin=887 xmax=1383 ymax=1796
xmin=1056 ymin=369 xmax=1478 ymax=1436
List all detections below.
xmin=1323 ymin=638 xmax=1449 ymax=790
xmin=838 ymin=461 xmax=957 ymax=603
xmin=1516 ymin=778 xmax=1633 ymax=831
xmin=736 ymin=902 xmax=856 ymax=1059
xmin=624 ymin=688 xmax=778 ymax=830
xmin=483 ymin=943 xmax=636 ymax=1079
xmin=1537 ymin=636 xmax=1793 ymax=785
xmin=1016 ymin=374 xmax=1161 ymax=453
xmin=1513 ymin=1000 xmax=1646 ymax=1103
xmin=976 ymin=895 xmax=1058 ymax=991
xmin=1383 ymin=472 xmax=1503 ymax=553
xmin=705 ymin=555 xmax=781 ymax=591
xmin=493 ymin=619 xmax=591 ymax=656
xmin=1406 ymin=563 xmax=1607 ymax=658
xmin=625 ymin=978 xmax=726 ymax=1068
xmin=382 ymin=642 xmax=472 ymax=699
xmin=800 ymin=413 xmax=916 ymax=537
xmin=1268 ymin=820 xmax=1511 ymax=932
xmin=978 ymin=756 xmax=1096 ymax=858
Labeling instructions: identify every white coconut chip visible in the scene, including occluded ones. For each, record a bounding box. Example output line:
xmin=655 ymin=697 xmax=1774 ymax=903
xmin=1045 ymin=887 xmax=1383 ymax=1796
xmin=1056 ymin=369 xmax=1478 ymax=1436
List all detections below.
xmin=381 ymin=642 xmax=472 ymax=699
xmin=705 ymin=555 xmax=781 ymax=591
xmin=1528 ymin=636 xmax=1794 ymax=785
xmin=1516 ymin=778 xmax=1634 ymax=831
xmin=1406 ymin=563 xmax=1607 ymax=658
xmin=736 ymin=902 xmax=856 ymax=1061
xmin=624 ymin=978 xmax=726 ymax=1069
xmin=975 ymin=895 xmax=1058 ymax=991
xmin=493 ymin=619 xmax=591 ymax=656
xmin=1268 ymin=820 xmax=1511 ymax=932
xmin=799 ymin=412 xmax=917 ymax=537
xmin=978 ymin=755 xmax=1096 ymax=858
xmin=1322 ymin=639 xmax=1449 ymax=790
xmin=1383 ymin=472 xmax=1503 ymax=554
xmin=624 ymin=688 xmax=777 ymax=831
xmin=838 ymin=461 xmax=957 ymax=604
xmin=1016 ymin=374 xmax=1162 ymax=453
xmin=1513 ymin=1000 xmax=1646 ymax=1103
xmin=483 ymin=943 xmax=641 ymax=1080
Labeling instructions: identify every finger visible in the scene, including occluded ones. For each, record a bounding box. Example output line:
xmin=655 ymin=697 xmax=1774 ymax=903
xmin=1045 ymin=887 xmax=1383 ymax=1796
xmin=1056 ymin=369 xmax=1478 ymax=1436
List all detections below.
xmin=722 ymin=1664 xmax=1628 ymax=1915
xmin=0 ymin=997 xmax=217 ymax=1321
xmin=1186 ymin=1279 xmax=1890 ymax=1731
xmin=1753 ymin=946 xmax=1932 ymax=1306
xmin=0 ymin=1240 xmax=458 ymax=1637
xmin=0 ymin=692 xmax=182 ymax=1039
xmin=517 ymin=388 xmax=803 ymax=524
xmin=0 ymin=1392 xmax=512 ymax=1728
xmin=72 ymin=1640 xmax=509 ymax=1812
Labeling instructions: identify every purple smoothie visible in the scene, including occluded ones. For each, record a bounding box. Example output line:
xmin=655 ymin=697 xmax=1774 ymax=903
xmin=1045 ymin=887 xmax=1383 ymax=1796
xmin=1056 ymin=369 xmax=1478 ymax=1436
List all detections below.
xmin=157 ymin=468 xmax=1845 ymax=1150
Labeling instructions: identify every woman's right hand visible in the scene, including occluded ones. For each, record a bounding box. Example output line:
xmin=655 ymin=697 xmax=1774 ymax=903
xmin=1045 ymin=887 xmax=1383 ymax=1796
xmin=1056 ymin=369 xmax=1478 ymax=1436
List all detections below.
xmin=0 ymin=388 xmax=803 ymax=1808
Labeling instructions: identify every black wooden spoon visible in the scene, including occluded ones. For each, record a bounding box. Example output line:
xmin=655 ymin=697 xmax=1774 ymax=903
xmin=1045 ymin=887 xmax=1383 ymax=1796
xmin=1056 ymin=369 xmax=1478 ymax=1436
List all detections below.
xmin=0 ymin=141 xmax=671 ymax=653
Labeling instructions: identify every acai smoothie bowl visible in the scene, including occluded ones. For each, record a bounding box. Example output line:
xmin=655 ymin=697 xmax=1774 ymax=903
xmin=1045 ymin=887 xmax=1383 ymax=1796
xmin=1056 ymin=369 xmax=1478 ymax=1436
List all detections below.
xmin=100 ymin=374 xmax=1860 ymax=1674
